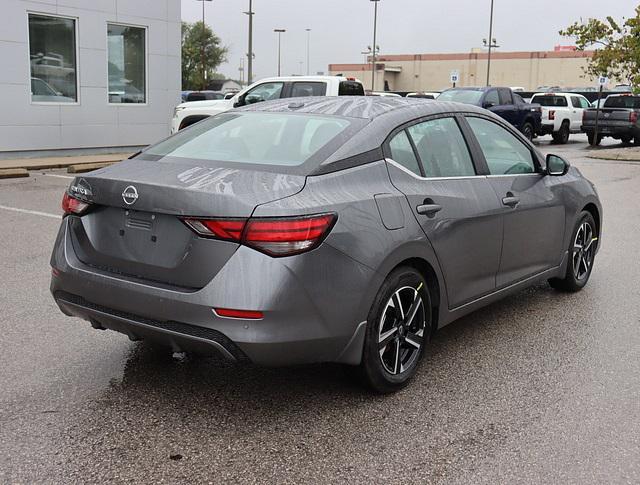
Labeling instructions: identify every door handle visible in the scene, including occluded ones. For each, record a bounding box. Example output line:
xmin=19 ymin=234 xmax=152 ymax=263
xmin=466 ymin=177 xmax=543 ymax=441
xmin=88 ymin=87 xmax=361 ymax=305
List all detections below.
xmin=416 ymin=200 xmax=442 ymax=217
xmin=502 ymin=193 xmax=520 ymax=208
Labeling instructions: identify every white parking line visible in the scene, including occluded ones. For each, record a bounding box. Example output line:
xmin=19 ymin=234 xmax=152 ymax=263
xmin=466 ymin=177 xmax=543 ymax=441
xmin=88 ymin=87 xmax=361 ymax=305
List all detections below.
xmin=0 ymin=205 xmax=60 ymax=219
xmin=40 ymin=173 xmax=74 ymax=180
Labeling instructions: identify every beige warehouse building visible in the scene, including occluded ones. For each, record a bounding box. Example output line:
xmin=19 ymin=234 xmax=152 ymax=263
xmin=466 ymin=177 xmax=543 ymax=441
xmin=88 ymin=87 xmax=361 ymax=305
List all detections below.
xmin=329 ymin=49 xmax=596 ymax=92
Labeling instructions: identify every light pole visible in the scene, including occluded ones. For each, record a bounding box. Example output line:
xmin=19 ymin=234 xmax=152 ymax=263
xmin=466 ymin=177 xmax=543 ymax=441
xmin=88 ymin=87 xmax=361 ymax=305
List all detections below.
xmin=484 ymin=0 xmax=498 ymax=87
xmin=274 ymin=28 xmax=286 ymax=76
xmin=196 ymin=0 xmax=213 ymax=91
xmin=370 ymin=0 xmax=380 ymax=91
xmin=305 ymin=28 xmax=311 ymax=76
xmin=244 ymin=0 xmax=254 ymax=85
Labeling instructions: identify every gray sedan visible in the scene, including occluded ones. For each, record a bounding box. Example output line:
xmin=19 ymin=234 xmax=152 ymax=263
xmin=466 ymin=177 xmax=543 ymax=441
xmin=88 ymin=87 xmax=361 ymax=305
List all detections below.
xmin=50 ymin=97 xmax=602 ymax=393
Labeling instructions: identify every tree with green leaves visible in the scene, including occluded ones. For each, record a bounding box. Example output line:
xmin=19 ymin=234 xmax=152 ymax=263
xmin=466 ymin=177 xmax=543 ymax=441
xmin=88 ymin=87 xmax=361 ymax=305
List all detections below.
xmin=560 ymin=6 xmax=640 ymax=91
xmin=181 ymin=21 xmax=228 ymax=91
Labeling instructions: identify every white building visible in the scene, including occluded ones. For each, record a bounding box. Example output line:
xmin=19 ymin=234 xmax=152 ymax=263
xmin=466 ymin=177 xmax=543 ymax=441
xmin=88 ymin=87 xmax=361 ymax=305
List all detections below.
xmin=0 ymin=0 xmax=181 ymax=155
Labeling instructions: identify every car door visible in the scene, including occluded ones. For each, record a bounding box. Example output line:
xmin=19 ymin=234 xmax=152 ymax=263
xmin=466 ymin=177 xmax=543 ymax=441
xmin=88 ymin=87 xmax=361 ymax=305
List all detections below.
xmin=464 ymin=115 xmax=565 ymax=287
xmin=494 ymin=88 xmax=517 ymax=126
xmin=286 ymin=81 xmax=328 ymax=98
xmin=570 ymin=96 xmax=584 ymax=131
xmin=384 ymin=115 xmax=504 ymax=308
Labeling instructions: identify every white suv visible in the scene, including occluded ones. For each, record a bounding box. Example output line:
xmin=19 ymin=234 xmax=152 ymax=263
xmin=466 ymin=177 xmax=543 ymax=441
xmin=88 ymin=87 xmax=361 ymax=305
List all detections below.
xmin=530 ymin=92 xmax=591 ymax=144
xmin=171 ymin=76 xmax=365 ymax=133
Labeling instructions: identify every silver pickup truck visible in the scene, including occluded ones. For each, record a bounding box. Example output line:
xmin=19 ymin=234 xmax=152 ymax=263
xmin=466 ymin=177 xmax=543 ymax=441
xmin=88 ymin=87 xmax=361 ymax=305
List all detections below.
xmin=582 ymin=94 xmax=640 ymax=145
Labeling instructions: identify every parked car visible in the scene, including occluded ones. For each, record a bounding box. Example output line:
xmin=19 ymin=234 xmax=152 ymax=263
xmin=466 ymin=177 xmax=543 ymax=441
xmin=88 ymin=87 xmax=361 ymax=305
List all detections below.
xmin=185 ymin=91 xmax=225 ymax=102
xmin=530 ymin=92 xmax=591 ymax=144
xmin=437 ymin=87 xmax=542 ymax=140
xmin=30 ymin=77 xmax=75 ymax=103
xmin=171 ymin=76 xmax=365 ymax=133
xmin=582 ymin=94 xmax=640 ymax=145
xmin=51 ymin=96 xmax=601 ymax=393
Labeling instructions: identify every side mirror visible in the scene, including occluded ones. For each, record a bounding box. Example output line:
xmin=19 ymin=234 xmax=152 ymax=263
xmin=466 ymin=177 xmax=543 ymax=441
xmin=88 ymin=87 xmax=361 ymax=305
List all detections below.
xmin=546 ymin=154 xmax=569 ymax=176
xmin=245 ymin=94 xmax=264 ymax=105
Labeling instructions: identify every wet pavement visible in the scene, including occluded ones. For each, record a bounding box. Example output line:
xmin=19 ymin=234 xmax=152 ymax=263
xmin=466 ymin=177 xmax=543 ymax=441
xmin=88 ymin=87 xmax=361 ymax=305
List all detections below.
xmin=1 ymin=135 xmax=638 ymax=483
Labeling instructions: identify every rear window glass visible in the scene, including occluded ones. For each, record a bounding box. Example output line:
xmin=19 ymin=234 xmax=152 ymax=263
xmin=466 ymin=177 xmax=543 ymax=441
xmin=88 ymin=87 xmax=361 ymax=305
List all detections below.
xmin=604 ymin=96 xmax=640 ymax=109
xmin=144 ymin=112 xmax=352 ymax=167
xmin=531 ymin=95 xmax=568 ymax=107
xmin=338 ymin=81 xmax=365 ymax=96
xmin=437 ymin=89 xmax=483 ymax=104
xmin=186 ymin=92 xmax=223 ymax=101
xmin=291 ymin=82 xmax=326 ymax=97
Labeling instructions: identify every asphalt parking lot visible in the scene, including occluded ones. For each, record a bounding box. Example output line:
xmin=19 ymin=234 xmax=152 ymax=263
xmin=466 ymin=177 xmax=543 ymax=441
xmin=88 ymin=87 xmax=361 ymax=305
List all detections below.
xmin=1 ymin=135 xmax=639 ymax=483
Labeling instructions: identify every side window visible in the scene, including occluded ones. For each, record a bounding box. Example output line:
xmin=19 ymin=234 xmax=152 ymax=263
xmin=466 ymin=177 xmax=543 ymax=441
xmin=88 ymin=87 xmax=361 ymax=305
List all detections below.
xmin=290 ymin=82 xmax=327 ymax=97
xmin=244 ymin=82 xmax=284 ymax=105
xmin=498 ymin=89 xmax=513 ymax=105
xmin=407 ymin=118 xmax=475 ymax=177
xmin=579 ymin=97 xmax=591 ymax=109
xmin=467 ymin=117 xmax=536 ymax=175
xmin=484 ymin=89 xmax=499 ymax=106
xmin=571 ymin=96 xmax=581 ymax=108
xmin=388 ymin=130 xmax=421 ymax=176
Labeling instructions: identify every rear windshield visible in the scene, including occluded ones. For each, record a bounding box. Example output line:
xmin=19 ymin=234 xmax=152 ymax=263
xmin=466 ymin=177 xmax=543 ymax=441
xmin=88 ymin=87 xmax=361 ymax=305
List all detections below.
xmin=186 ymin=92 xmax=224 ymax=101
xmin=531 ymin=95 xmax=568 ymax=107
xmin=144 ymin=112 xmax=353 ymax=167
xmin=437 ymin=89 xmax=483 ymax=104
xmin=604 ymin=96 xmax=640 ymax=109
xmin=339 ymin=81 xmax=365 ymax=96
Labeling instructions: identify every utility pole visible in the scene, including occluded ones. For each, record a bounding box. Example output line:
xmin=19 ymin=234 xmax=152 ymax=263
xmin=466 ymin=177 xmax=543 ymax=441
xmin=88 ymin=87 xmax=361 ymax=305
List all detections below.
xmin=370 ymin=0 xmax=380 ymax=91
xmin=244 ymin=0 xmax=254 ymax=85
xmin=274 ymin=29 xmax=286 ymax=76
xmin=486 ymin=0 xmax=495 ymax=87
xmin=198 ymin=0 xmax=212 ymax=90
xmin=305 ymin=28 xmax=311 ymax=76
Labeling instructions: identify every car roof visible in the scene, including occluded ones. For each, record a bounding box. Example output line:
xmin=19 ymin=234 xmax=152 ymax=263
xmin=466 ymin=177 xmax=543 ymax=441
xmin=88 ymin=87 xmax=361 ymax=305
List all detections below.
xmin=253 ymin=75 xmax=357 ymax=83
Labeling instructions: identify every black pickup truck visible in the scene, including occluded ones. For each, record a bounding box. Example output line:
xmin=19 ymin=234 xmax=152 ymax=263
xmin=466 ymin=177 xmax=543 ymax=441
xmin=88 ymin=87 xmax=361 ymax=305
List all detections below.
xmin=582 ymin=94 xmax=640 ymax=145
xmin=437 ymin=87 xmax=542 ymax=140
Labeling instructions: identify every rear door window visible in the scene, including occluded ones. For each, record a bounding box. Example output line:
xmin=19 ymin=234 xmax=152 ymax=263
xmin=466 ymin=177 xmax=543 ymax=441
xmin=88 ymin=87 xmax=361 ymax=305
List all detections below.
xmin=407 ymin=118 xmax=475 ymax=177
xmin=603 ymin=96 xmax=640 ymax=109
xmin=388 ymin=130 xmax=421 ymax=176
xmin=467 ymin=117 xmax=536 ymax=175
xmin=338 ymin=81 xmax=365 ymax=96
xmin=291 ymin=82 xmax=327 ymax=97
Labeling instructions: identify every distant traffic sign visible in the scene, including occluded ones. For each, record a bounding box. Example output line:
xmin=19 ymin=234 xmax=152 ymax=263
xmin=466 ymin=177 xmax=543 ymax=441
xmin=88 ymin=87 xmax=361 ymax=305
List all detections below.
xmin=450 ymin=70 xmax=460 ymax=84
xmin=598 ymin=76 xmax=608 ymax=86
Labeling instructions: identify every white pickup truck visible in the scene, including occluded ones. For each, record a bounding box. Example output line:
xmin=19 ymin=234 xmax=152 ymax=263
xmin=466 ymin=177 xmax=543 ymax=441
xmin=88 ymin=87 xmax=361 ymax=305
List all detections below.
xmin=171 ymin=75 xmax=365 ymax=133
xmin=530 ymin=92 xmax=591 ymax=144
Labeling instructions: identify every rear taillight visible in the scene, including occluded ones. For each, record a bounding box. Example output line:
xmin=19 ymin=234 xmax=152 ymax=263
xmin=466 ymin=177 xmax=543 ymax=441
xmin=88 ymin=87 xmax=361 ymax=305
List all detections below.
xmin=62 ymin=192 xmax=90 ymax=216
xmin=182 ymin=213 xmax=337 ymax=257
xmin=630 ymin=111 xmax=638 ymax=124
xmin=548 ymin=110 xmax=555 ymax=120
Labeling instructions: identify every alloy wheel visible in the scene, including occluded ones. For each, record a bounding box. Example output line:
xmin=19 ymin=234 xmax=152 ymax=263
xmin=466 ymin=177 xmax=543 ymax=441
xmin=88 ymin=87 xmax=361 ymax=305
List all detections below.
xmin=573 ymin=221 xmax=596 ymax=281
xmin=378 ymin=285 xmax=426 ymax=375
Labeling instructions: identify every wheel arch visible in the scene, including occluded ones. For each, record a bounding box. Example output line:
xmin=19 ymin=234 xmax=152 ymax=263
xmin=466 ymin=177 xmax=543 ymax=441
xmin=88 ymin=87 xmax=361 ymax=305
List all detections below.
xmin=582 ymin=202 xmax=601 ymax=236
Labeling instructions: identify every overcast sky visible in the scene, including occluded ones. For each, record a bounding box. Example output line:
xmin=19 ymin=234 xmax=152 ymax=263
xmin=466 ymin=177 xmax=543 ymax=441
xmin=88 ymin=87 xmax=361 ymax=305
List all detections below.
xmin=181 ymin=0 xmax=634 ymax=81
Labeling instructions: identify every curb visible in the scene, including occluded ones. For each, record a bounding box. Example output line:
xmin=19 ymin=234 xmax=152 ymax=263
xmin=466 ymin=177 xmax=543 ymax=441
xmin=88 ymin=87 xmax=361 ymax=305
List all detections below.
xmin=0 ymin=168 xmax=29 ymax=179
xmin=67 ymin=162 xmax=115 ymax=174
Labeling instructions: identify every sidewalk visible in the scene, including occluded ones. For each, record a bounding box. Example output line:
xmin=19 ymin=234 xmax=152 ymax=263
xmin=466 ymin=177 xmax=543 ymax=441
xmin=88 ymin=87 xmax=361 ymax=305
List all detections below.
xmin=586 ymin=146 xmax=640 ymax=162
xmin=0 ymin=153 xmax=133 ymax=179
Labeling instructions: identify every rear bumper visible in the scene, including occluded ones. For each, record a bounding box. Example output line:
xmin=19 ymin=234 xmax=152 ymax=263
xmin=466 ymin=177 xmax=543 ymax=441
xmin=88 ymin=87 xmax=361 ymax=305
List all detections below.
xmin=50 ymin=219 xmax=377 ymax=366
xmin=582 ymin=125 xmax=638 ymax=137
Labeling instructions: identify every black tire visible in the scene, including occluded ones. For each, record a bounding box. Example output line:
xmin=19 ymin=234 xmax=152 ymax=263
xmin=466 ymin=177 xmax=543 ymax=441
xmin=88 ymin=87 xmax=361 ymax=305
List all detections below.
xmin=587 ymin=133 xmax=602 ymax=146
xmin=552 ymin=121 xmax=570 ymax=144
xmin=620 ymin=135 xmax=632 ymax=145
xmin=549 ymin=211 xmax=597 ymax=292
xmin=521 ymin=122 xmax=534 ymax=141
xmin=354 ymin=266 xmax=432 ymax=393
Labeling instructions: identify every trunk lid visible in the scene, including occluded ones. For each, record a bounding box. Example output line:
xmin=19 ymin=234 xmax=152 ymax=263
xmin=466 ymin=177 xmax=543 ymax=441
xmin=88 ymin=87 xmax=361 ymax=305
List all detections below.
xmin=68 ymin=158 xmax=305 ymax=289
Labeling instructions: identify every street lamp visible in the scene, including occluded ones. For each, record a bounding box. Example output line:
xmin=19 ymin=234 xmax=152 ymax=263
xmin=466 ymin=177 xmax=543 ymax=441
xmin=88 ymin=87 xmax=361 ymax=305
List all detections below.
xmin=370 ymin=0 xmax=380 ymax=92
xmin=305 ymin=28 xmax=311 ymax=76
xmin=244 ymin=0 xmax=254 ymax=85
xmin=196 ymin=0 xmax=213 ymax=91
xmin=484 ymin=0 xmax=500 ymax=87
xmin=274 ymin=28 xmax=286 ymax=76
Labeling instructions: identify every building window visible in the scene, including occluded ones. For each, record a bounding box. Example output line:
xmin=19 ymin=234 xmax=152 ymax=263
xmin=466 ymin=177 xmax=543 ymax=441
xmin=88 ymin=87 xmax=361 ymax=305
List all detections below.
xmin=108 ymin=24 xmax=146 ymax=104
xmin=28 ymin=14 xmax=78 ymax=103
